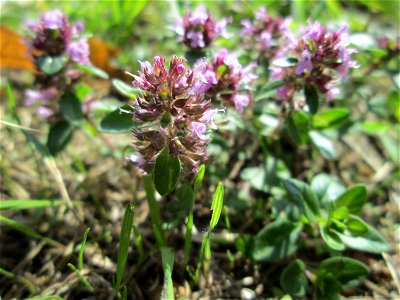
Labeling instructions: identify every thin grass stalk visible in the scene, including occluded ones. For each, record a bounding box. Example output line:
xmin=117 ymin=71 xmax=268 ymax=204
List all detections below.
xmin=143 ymin=175 xmax=166 ymax=247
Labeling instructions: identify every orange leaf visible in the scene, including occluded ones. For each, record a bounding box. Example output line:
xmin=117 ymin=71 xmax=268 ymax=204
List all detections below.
xmin=88 ymin=37 xmax=126 ymax=79
xmin=0 ymin=26 xmax=38 ymax=72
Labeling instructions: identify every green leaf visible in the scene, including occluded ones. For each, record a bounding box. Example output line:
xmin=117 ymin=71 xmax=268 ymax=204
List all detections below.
xmin=309 ymin=131 xmax=335 ymax=160
xmin=154 ymin=146 xmax=181 ymax=196
xmin=361 ymin=121 xmax=391 ymax=135
xmin=99 ymin=105 xmax=134 ymax=133
xmin=209 ymin=182 xmax=224 ymax=231
xmin=312 ymin=108 xmax=350 ymax=129
xmin=272 ymin=57 xmax=298 ymax=67
xmin=346 ymin=215 xmax=368 ymax=236
xmin=334 ymin=184 xmax=367 ymax=214
xmin=47 ymin=120 xmax=74 ymax=155
xmin=315 ymin=274 xmax=342 ymax=300
xmin=37 ymin=55 xmax=68 ymax=75
xmin=60 ymin=92 xmax=84 ymax=126
xmin=304 ymin=84 xmax=319 ymax=114
xmin=338 ymin=223 xmax=389 ymax=254
xmin=253 ymin=220 xmax=302 ymax=262
xmin=112 ymin=79 xmax=141 ymax=98
xmin=283 ymin=179 xmax=319 ymax=222
xmin=161 ymin=247 xmax=175 ymax=300
xmin=317 ymin=256 xmax=369 ymax=286
xmin=332 ymin=207 xmax=349 ymax=221
xmin=280 ymin=259 xmax=308 ymax=297
xmin=78 ymin=227 xmax=90 ymax=270
xmin=75 ymin=64 xmax=109 ymax=79
xmin=194 ymin=164 xmax=205 ymax=194
xmin=320 ymin=224 xmax=345 ymax=251
xmin=0 ymin=215 xmax=62 ymax=248
xmin=311 ymin=173 xmax=332 ymax=199
xmin=0 ymin=199 xmax=77 ymax=211
xmin=285 ymin=110 xmax=310 ymax=145
xmin=235 ymin=234 xmax=254 ymax=258
xmin=116 ymin=203 xmax=135 ymax=290
xmin=217 ymin=64 xmax=229 ymax=79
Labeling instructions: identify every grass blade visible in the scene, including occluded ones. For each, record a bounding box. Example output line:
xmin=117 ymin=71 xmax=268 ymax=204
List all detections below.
xmin=0 ymin=199 xmax=80 ymax=211
xmin=183 ymin=212 xmax=194 ymax=266
xmin=194 ymin=182 xmax=225 ymax=283
xmin=133 ymin=225 xmax=144 ymax=263
xmin=78 ymin=227 xmax=90 ymax=270
xmin=193 ymin=164 xmax=205 ymax=194
xmin=116 ymin=203 xmax=135 ymax=290
xmin=143 ymin=176 xmax=166 ymax=247
xmin=210 ymin=182 xmax=224 ymax=231
xmin=184 ymin=165 xmax=205 ymax=265
xmin=67 ymin=263 xmax=94 ymax=293
xmin=161 ymin=247 xmax=175 ymax=300
xmin=0 ymin=215 xmax=63 ymax=248
xmin=0 ymin=267 xmax=37 ymax=293
xmin=6 ymin=84 xmax=82 ymax=223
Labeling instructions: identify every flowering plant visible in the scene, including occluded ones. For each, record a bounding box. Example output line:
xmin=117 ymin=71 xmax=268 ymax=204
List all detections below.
xmin=24 ymin=10 xmax=91 ymax=118
xmin=176 ymin=5 xmax=229 ymax=50
xmin=202 ymin=49 xmax=257 ymax=114
xmin=241 ymin=6 xmax=291 ymax=62
xmin=271 ymin=21 xmax=357 ymax=108
xmin=23 ymin=9 xmax=108 ymax=155
xmin=128 ymin=55 xmax=221 ymax=175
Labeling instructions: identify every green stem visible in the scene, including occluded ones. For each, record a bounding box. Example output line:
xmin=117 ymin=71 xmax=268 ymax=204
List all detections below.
xmin=143 ymin=176 xmax=166 ymax=247
xmin=183 ymin=209 xmax=194 ymax=265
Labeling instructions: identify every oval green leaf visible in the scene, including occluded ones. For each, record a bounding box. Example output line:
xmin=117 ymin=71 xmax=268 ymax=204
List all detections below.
xmin=304 ymin=84 xmax=319 ymax=114
xmin=317 ymin=256 xmax=369 ymax=286
xmin=60 ymin=92 xmax=84 ymax=126
xmin=37 ymin=55 xmax=68 ymax=75
xmin=283 ymin=179 xmax=319 ymax=222
xmin=320 ymin=224 xmax=345 ymax=251
xmin=252 ymin=220 xmax=302 ymax=262
xmin=334 ymin=184 xmax=367 ymax=214
xmin=99 ymin=105 xmax=135 ymax=133
xmin=75 ymin=64 xmax=109 ymax=79
xmin=153 ymin=146 xmax=181 ymax=196
xmin=280 ymin=259 xmax=308 ymax=297
xmin=47 ymin=120 xmax=74 ymax=155
xmin=312 ymin=108 xmax=350 ymax=129
xmin=112 ymin=79 xmax=141 ymax=98
xmin=285 ymin=110 xmax=310 ymax=145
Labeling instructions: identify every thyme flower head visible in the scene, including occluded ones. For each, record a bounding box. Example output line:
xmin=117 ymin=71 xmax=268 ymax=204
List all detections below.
xmin=176 ymin=5 xmax=229 ymax=50
xmin=272 ymin=20 xmax=358 ymax=102
xmin=128 ymin=55 xmax=222 ymax=174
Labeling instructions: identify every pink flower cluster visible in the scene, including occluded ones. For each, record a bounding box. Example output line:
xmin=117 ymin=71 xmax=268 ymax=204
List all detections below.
xmin=241 ymin=7 xmax=291 ymax=61
xmin=129 ymin=55 xmax=221 ymax=174
xmin=203 ymin=49 xmax=257 ymax=114
xmin=28 ymin=9 xmax=90 ymax=64
xmin=271 ymin=20 xmax=358 ymax=102
xmin=25 ymin=10 xmax=91 ymax=118
xmin=176 ymin=5 xmax=229 ymax=50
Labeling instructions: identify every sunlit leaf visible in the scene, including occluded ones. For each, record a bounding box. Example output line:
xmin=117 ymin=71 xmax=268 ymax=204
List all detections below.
xmin=99 ymin=105 xmax=135 ymax=133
